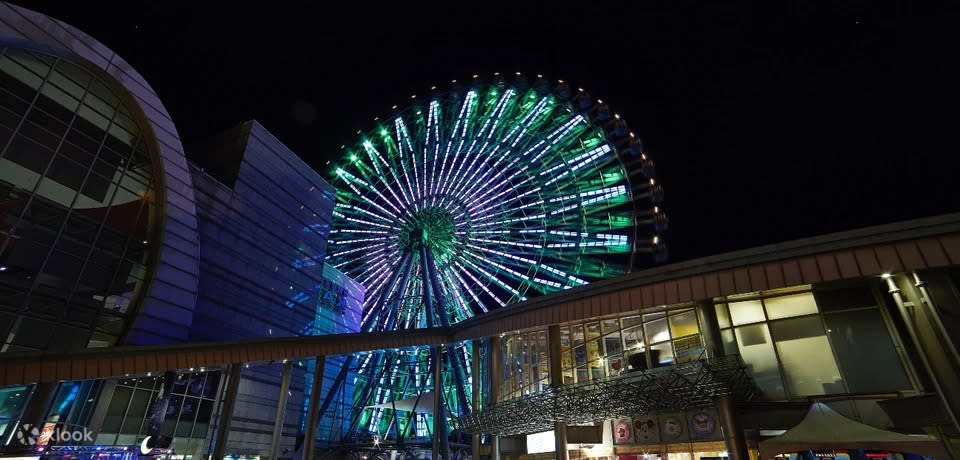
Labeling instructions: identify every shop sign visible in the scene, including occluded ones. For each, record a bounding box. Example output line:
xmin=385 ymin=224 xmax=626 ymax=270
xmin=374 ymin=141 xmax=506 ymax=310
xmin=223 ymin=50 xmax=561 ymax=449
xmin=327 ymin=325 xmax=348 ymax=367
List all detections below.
xmin=660 ymin=413 xmax=687 ymax=441
xmin=689 ymin=409 xmax=720 ymax=440
xmin=614 ymin=419 xmax=633 ymax=444
xmin=633 ymin=415 xmax=660 ymax=443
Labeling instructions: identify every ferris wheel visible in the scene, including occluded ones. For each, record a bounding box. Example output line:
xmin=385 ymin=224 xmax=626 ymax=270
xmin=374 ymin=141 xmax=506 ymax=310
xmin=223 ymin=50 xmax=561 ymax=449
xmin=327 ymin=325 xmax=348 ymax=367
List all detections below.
xmin=327 ymin=73 xmax=666 ymax=332
xmin=321 ymin=73 xmax=667 ymax=447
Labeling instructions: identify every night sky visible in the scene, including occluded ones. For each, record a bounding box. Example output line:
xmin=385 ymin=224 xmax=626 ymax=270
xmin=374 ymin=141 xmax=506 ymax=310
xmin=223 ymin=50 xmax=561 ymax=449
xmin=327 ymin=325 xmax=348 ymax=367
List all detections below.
xmin=20 ymin=2 xmax=955 ymax=262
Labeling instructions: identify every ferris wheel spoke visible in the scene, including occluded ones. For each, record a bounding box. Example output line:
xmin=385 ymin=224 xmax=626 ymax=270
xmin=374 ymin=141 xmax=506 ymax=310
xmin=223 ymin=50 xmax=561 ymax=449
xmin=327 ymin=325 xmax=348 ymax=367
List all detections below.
xmin=425 ymin=100 xmax=442 ymax=204
xmin=437 ymin=91 xmax=477 ymax=197
xmin=449 ymin=268 xmax=488 ymax=314
xmin=445 ymin=89 xmax=517 ymax=199
xmin=450 ymin=260 xmax=507 ymax=309
xmin=336 ymin=170 xmax=403 ymax=219
xmin=430 ymin=266 xmax=469 ymax=321
xmin=464 ymin=120 xmax=594 ymax=211
xmin=336 ymin=202 xmax=400 ymax=228
xmin=454 ymin=96 xmax=551 ymax=201
xmin=361 ymin=140 xmax=414 ymax=210
xmin=462 ymin=243 xmax=564 ymax=294
xmin=393 ymin=117 xmax=424 ymax=205
xmin=457 ymin=249 xmax=528 ymax=301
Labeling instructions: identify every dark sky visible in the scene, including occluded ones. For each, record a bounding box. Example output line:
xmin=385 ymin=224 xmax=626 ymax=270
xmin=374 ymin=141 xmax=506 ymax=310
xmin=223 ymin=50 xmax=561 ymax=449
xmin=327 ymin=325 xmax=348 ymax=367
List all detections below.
xmin=20 ymin=1 xmax=956 ymax=262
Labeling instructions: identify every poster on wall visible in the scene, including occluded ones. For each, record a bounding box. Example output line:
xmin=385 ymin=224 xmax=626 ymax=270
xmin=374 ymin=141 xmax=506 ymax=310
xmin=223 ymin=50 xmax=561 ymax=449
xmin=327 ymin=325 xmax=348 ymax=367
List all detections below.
xmin=659 ymin=413 xmax=688 ymax=442
xmin=688 ymin=409 xmax=721 ymax=440
xmin=614 ymin=419 xmax=634 ymax=444
xmin=633 ymin=415 xmax=660 ymax=444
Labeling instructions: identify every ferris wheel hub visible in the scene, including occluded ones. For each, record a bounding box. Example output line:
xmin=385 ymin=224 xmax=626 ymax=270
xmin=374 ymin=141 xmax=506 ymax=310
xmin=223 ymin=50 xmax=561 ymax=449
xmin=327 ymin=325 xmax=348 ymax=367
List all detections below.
xmin=397 ymin=206 xmax=459 ymax=255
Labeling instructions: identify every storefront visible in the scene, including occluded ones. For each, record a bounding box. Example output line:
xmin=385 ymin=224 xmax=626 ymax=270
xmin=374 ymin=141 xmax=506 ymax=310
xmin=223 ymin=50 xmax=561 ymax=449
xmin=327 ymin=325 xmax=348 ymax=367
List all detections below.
xmin=611 ymin=408 xmax=748 ymax=460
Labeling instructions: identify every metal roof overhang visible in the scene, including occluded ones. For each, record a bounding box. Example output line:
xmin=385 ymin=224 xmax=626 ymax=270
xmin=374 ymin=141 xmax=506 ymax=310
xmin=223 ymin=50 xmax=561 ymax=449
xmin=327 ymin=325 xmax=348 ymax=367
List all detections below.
xmin=0 ymin=328 xmax=453 ymax=385
xmin=2 ymin=212 xmax=960 ymax=385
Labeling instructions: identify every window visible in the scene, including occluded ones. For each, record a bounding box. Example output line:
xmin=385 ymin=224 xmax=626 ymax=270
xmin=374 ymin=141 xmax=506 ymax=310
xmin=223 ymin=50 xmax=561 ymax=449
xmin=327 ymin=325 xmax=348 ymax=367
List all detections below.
xmin=770 ymin=316 xmax=844 ymax=396
xmin=500 ymin=330 xmax=549 ymax=400
xmin=716 ymin=283 xmax=915 ymax=400
xmin=729 ymin=300 xmax=765 ymax=325
xmin=734 ymin=323 xmax=786 ymax=399
xmin=765 ymin=293 xmax=818 ymax=320
xmin=0 ymin=48 xmax=155 ymax=355
xmin=824 ymin=309 xmax=912 ymax=392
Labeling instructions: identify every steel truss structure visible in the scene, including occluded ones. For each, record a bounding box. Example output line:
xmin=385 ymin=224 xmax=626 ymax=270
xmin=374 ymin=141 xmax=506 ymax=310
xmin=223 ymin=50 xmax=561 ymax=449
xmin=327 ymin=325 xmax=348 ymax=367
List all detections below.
xmin=456 ymin=355 xmax=759 ymax=436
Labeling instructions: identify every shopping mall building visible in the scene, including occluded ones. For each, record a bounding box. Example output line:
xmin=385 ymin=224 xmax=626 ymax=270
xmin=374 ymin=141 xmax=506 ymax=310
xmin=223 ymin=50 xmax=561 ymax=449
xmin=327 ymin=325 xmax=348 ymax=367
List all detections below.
xmin=0 ymin=2 xmax=957 ymax=460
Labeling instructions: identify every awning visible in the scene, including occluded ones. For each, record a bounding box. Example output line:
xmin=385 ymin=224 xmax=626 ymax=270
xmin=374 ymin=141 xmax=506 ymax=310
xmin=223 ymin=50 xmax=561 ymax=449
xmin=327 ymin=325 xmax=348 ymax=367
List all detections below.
xmin=366 ymin=391 xmax=436 ymax=414
xmin=457 ymin=354 xmax=758 ymax=436
xmin=758 ymin=403 xmax=949 ymax=459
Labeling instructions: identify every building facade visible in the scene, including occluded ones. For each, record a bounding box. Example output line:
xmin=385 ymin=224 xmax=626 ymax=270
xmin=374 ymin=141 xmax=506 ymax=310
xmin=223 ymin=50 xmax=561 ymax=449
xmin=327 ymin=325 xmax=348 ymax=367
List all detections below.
xmin=461 ymin=214 xmax=960 ymax=460
xmin=0 ymin=3 xmax=362 ymax=459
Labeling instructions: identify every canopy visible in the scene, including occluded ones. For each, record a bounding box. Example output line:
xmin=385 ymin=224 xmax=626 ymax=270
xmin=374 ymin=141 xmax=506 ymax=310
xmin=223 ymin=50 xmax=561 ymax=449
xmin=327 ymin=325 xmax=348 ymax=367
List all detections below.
xmin=758 ymin=403 xmax=948 ymax=459
xmin=366 ymin=391 xmax=436 ymax=414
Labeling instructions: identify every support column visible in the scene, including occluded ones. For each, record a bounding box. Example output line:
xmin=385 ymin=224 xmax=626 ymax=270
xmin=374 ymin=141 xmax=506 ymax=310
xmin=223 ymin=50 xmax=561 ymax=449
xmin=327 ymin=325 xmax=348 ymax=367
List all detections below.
xmin=85 ymin=380 xmax=117 ymax=440
xmin=717 ymin=394 xmax=749 ymax=460
xmin=489 ymin=336 xmax=502 ymax=460
xmin=911 ymin=272 xmax=960 ymax=370
xmin=471 ymin=340 xmax=481 ymax=460
xmin=698 ymin=300 xmax=748 ymax=460
xmin=270 ymin=361 xmax=294 ymax=460
xmin=432 ymin=347 xmax=441 ymax=458
xmin=888 ymin=275 xmax=960 ymax=432
xmin=16 ymin=381 xmax=58 ymax=438
xmin=548 ymin=325 xmax=569 ymax=460
xmin=212 ymin=364 xmax=242 ymax=460
xmin=302 ymin=356 xmax=326 ymax=460
xmin=696 ymin=300 xmax=723 ymax=359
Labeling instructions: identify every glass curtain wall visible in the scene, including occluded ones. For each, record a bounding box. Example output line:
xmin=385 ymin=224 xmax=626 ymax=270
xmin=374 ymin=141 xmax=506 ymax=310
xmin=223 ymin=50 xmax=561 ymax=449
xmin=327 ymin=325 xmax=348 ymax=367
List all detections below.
xmin=716 ymin=283 xmax=914 ymax=400
xmin=0 ymin=46 xmax=157 ymax=353
xmin=97 ymin=372 xmax=220 ymax=459
xmin=498 ymin=307 xmax=705 ymax=401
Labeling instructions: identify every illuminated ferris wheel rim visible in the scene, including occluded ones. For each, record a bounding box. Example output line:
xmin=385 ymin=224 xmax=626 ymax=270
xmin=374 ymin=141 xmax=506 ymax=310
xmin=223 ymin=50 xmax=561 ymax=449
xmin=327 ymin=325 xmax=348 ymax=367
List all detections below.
xmin=326 ymin=72 xmax=668 ymax=328
xmin=329 ymin=74 xmax=667 ymax=244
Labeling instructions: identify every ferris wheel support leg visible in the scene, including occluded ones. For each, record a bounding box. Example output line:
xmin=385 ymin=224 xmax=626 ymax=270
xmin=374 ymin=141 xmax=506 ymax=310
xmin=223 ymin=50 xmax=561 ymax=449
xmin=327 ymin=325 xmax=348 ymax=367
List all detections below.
xmin=431 ymin=347 xmax=452 ymax=460
xmin=471 ymin=340 xmax=481 ymax=459
xmin=383 ymin=255 xmax=416 ymax=331
xmin=548 ymin=325 xmax=570 ymax=460
xmin=423 ymin=248 xmax=473 ymax=418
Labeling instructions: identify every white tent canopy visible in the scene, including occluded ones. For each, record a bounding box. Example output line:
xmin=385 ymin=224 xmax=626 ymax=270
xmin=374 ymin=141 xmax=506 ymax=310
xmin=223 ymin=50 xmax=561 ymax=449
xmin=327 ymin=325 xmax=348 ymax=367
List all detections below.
xmin=758 ymin=403 xmax=948 ymax=459
xmin=366 ymin=391 xmax=437 ymax=414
